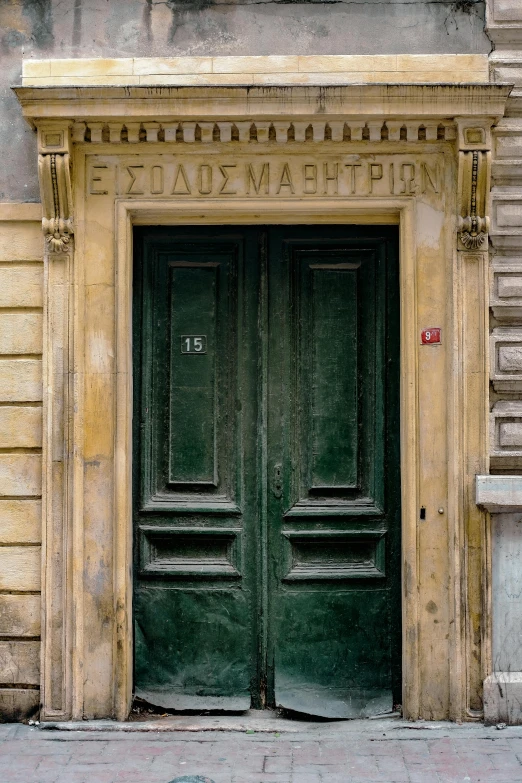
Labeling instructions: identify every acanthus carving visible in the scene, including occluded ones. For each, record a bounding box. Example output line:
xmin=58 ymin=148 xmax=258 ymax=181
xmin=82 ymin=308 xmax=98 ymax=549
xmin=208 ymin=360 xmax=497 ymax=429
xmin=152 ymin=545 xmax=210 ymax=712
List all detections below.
xmin=458 ymin=149 xmax=489 ymax=251
xmin=38 ymin=151 xmax=74 ymax=253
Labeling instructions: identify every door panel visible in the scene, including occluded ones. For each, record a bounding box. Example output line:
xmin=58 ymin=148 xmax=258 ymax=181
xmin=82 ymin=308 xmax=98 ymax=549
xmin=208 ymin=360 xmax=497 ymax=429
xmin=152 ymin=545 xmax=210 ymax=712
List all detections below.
xmin=133 ymin=225 xmax=400 ymax=716
xmin=133 ymin=229 xmax=262 ymax=709
xmin=267 ymin=228 xmax=400 ymax=717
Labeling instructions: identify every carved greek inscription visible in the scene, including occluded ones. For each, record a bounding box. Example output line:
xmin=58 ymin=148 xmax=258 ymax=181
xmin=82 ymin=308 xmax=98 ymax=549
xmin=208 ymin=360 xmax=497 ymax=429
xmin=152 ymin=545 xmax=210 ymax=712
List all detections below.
xmin=323 ymin=163 xmax=338 ymax=195
xmin=126 ymin=165 xmax=145 ymax=195
xmin=199 ymin=164 xmax=212 ymax=195
xmin=150 ymin=165 xmax=164 ymax=195
xmin=400 ymin=163 xmax=417 ymax=195
xmin=304 ymin=164 xmax=317 ymax=194
xmin=104 ymin=155 xmax=443 ymax=199
xmin=277 ymin=163 xmax=295 ymax=194
xmin=345 ymin=164 xmax=362 ymax=195
xmin=87 ymin=162 xmax=117 ymax=196
xmin=219 ymin=165 xmax=237 ymax=195
xmin=172 ymin=165 xmax=191 ymax=195
xmin=369 ymin=163 xmax=383 ymax=194
xmin=90 ymin=164 xmax=109 ymax=195
xmin=421 ymin=162 xmax=439 ymax=194
xmin=247 ymin=163 xmax=269 ymax=195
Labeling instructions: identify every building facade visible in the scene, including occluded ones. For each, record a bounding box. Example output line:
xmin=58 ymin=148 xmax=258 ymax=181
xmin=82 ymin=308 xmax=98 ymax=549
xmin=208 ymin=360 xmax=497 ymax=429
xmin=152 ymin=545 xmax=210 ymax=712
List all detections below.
xmin=0 ymin=0 xmax=522 ymax=724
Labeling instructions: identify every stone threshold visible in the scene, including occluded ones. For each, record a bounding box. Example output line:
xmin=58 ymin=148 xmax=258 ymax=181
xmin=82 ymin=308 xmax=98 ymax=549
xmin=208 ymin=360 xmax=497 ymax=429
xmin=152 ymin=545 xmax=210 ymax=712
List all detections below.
xmin=37 ymin=713 xmax=522 ymax=737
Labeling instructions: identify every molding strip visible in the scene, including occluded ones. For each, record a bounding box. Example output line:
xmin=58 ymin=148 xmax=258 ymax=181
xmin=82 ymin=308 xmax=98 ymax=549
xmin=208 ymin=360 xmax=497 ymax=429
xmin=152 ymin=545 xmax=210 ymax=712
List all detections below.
xmin=21 ymin=54 xmax=489 ymax=87
xmin=14 ymin=85 xmax=512 ymax=128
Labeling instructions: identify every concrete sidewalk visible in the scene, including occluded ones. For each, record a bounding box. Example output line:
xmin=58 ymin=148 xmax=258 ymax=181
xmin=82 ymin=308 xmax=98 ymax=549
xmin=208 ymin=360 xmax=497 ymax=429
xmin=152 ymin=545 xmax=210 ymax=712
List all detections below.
xmin=1 ymin=714 xmax=522 ymax=783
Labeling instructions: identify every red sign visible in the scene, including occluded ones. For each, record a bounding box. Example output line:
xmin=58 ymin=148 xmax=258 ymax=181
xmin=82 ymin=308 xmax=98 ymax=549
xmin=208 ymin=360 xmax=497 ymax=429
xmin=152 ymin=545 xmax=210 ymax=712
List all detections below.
xmin=421 ymin=327 xmax=441 ymax=345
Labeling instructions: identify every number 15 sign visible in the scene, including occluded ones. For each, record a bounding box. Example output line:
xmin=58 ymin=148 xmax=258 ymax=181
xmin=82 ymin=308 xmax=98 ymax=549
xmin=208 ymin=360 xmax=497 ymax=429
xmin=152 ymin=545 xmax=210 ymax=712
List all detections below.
xmin=181 ymin=335 xmax=207 ymax=354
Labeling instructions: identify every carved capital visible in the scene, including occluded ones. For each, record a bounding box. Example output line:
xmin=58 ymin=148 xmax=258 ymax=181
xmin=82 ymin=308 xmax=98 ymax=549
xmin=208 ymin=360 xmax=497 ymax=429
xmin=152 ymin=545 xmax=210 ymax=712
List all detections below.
xmin=457 ymin=149 xmax=490 ymax=251
xmin=37 ymin=123 xmax=73 ymax=254
xmin=456 ymin=119 xmax=492 ymax=253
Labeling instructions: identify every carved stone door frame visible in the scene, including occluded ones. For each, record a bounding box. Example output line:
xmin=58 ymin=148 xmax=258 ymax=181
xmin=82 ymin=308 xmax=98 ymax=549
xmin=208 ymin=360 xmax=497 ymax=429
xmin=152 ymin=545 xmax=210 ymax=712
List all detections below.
xmin=14 ymin=83 xmax=510 ymax=721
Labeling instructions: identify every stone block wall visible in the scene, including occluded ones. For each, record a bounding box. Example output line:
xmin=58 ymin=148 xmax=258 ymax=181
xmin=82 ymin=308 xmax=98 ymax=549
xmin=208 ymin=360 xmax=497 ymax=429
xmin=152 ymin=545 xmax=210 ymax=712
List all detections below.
xmin=483 ymin=0 xmax=522 ymax=725
xmin=0 ymin=205 xmax=43 ymax=721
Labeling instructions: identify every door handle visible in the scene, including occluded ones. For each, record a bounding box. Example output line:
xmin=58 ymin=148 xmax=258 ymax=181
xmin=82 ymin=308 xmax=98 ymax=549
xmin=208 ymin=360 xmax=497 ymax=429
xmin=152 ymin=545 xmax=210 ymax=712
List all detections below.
xmin=273 ymin=463 xmax=283 ymax=499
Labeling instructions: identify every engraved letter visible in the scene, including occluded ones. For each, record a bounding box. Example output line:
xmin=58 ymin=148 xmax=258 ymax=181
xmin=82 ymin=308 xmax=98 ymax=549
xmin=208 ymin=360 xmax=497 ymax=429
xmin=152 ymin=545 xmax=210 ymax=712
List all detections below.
xmin=400 ymin=163 xmax=417 ymax=195
xmin=277 ymin=163 xmax=295 ymax=194
xmin=199 ymin=164 xmax=213 ymax=195
xmin=344 ymin=163 xmax=362 ymax=195
xmin=369 ymin=163 xmax=383 ymax=194
xmin=303 ymin=164 xmax=317 ymax=194
xmin=150 ymin=165 xmax=164 ymax=195
xmin=323 ymin=162 xmax=338 ymax=195
xmin=219 ymin=165 xmax=237 ymax=195
xmin=247 ymin=163 xmax=269 ymax=195
xmin=126 ymin=165 xmax=144 ymax=195
xmin=171 ymin=164 xmax=192 ymax=195
xmin=421 ymin=162 xmax=439 ymax=194
xmin=90 ymin=164 xmax=109 ymax=195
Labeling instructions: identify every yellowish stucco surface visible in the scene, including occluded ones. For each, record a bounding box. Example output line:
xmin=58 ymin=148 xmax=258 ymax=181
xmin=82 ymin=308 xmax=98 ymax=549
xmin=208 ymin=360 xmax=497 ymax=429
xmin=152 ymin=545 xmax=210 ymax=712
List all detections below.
xmin=21 ymin=55 xmax=489 ymax=86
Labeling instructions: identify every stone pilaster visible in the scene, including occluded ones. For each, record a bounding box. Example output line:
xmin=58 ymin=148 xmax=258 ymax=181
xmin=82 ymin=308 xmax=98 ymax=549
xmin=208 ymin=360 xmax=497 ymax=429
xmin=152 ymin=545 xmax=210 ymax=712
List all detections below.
xmin=37 ymin=121 xmax=75 ymax=720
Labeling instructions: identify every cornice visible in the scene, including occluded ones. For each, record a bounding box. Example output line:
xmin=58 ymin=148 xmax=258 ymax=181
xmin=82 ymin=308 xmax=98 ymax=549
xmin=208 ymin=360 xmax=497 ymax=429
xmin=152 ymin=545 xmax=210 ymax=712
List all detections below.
xmin=13 ymin=84 xmax=512 ymax=126
xmin=487 ymin=26 xmax=522 ymax=47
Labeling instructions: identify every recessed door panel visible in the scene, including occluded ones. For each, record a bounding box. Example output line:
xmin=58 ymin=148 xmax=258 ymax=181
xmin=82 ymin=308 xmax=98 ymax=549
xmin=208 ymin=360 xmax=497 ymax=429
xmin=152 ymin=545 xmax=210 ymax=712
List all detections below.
xmin=308 ymin=261 xmax=359 ymax=489
xmin=133 ymin=225 xmax=400 ymax=715
xmin=133 ymin=230 xmax=261 ymax=709
xmin=168 ymin=263 xmax=218 ymax=486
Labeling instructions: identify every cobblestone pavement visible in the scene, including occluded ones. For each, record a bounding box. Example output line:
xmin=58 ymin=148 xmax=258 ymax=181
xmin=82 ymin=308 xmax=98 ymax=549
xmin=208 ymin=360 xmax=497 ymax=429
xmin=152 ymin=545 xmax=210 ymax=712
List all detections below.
xmin=1 ymin=717 xmax=522 ymax=783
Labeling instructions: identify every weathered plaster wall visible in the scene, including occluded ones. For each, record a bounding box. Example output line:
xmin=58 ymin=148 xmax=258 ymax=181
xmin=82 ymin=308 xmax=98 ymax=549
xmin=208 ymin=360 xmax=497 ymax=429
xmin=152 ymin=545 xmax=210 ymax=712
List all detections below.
xmin=1 ymin=0 xmax=489 ymax=202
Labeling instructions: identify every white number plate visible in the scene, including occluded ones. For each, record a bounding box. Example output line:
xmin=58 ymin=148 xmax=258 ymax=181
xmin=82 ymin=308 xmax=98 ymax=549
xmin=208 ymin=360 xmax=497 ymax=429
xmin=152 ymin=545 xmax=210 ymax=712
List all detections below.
xmin=181 ymin=335 xmax=207 ymax=354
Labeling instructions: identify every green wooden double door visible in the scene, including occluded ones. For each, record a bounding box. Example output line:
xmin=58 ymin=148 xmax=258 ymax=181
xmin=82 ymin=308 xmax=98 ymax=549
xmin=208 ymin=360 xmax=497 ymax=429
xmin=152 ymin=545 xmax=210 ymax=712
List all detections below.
xmin=133 ymin=225 xmax=401 ymax=718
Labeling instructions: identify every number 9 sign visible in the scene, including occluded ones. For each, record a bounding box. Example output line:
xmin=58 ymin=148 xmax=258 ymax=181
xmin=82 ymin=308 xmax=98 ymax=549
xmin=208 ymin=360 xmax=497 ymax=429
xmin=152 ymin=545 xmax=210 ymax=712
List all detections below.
xmin=421 ymin=327 xmax=441 ymax=345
